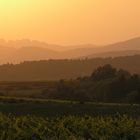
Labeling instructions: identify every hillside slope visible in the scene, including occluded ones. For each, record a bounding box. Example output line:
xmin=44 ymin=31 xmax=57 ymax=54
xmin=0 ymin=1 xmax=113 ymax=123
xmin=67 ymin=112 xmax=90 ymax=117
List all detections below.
xmin=0 ymin=55 xmax=139 ymax=81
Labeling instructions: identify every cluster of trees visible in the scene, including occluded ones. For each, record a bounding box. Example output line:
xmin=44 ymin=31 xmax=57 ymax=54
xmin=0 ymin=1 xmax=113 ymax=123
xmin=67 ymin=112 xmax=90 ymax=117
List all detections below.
xmin=42 ymin=64 xmax=140 ymax=104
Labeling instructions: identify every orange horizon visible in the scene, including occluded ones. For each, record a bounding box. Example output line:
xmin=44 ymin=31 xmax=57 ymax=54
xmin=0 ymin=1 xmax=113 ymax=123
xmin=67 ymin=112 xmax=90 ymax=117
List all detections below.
xmin=0 ymin=0 xmax=140 ymax=46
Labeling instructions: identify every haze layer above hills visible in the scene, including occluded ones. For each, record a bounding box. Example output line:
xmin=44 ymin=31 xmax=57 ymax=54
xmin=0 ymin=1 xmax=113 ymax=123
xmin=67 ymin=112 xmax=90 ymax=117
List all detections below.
xmin=0 ymin=37 xmax=140 ymax=64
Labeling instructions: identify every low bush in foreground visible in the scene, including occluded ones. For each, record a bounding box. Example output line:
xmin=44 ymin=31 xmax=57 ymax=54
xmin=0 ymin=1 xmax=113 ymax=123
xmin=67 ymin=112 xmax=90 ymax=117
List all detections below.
xmin=0 ymin=114 xmax=140 ymax=140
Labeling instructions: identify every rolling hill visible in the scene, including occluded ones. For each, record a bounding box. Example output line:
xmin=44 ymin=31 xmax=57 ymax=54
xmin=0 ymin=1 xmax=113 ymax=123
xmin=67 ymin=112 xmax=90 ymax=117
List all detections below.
xmin=0 ymin=55 xmax=139 ymax=81
xmin=0 ymin=37 xmax=140 ymax=64
xmin=85 ymin=50 xmax=140 ymax=58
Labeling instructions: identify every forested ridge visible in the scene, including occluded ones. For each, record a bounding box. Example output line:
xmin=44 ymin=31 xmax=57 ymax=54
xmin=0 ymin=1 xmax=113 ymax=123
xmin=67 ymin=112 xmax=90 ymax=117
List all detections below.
xmin=0 ymin=55 xmax=139 ymax=81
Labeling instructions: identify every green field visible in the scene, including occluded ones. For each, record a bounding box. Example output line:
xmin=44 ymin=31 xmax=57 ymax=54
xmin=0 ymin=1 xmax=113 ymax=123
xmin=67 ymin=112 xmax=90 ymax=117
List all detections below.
xmin=0 ymin=96 xmax=139 ymax=117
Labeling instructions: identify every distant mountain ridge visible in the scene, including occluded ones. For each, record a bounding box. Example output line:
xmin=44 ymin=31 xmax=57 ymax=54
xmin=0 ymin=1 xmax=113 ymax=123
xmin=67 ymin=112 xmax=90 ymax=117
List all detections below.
xmin=85 ymin=50 xmax=140 ymax=58
xmin=0 ymin=37 xmax=140 ymax=64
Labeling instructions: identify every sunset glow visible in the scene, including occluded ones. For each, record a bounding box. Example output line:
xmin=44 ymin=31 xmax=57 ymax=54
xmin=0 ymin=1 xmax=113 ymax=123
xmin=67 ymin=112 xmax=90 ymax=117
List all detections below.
xmin=0 ymin=0 xmax=140 ymax=45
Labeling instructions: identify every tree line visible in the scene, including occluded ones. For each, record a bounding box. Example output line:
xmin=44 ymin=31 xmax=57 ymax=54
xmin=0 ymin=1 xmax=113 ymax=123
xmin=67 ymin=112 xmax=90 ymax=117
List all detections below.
xmin=41 ymin=64 xmax=140 ymax=104
xmin=0 ymin=55 xmax=139 ymax=81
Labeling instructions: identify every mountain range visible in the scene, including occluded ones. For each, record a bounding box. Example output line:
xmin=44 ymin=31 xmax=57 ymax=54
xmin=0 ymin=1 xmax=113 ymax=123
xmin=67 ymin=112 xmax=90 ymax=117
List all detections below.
xmin=0 ymin=37 xmax=140 ymax=64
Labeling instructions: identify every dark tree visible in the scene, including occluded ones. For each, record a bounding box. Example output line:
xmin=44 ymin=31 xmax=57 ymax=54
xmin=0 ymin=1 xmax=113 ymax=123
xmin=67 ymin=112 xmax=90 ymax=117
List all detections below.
xmin=91 ymin=64 xmax=117 ymax=81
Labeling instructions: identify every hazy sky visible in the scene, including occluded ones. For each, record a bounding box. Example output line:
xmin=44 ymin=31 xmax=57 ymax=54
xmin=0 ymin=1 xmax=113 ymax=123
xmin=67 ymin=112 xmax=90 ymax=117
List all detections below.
xmin=0 ymin=0 xmax=140 ymax=45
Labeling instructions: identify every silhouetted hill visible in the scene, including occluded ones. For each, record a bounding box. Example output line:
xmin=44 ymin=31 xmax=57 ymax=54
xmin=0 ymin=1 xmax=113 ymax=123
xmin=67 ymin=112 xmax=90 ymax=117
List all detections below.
xmin=104 ymin=37 xmax=140 ymax=51
xmin=85 ymin=50 xmax=140 ymax=58
xmin=0 ymin=37 xmax=140 ymax=63
xmin=82 ymin=37 xmax=140 ymax=58
xmin=61 ymin=45 xmax=98 ymax=58
xmin=9 ymin=47 xmax=60 ymax=63
xmin=61 ymin=37 xmax=140 ymax=58
xmin=0 ymin=46 xmax=16 ymax=64
xmin=0 ymin=55 xmax=139 ymax=81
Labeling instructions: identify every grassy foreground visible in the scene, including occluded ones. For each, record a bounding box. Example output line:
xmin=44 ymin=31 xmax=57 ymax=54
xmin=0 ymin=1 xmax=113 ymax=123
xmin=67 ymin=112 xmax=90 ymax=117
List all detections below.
xmin=0 ymin=114 xmax=140 ymax=140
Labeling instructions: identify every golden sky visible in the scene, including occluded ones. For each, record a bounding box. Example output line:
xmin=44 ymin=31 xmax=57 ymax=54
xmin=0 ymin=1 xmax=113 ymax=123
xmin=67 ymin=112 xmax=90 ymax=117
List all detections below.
xmin=0 ymin=0 xmax=140 ymax=45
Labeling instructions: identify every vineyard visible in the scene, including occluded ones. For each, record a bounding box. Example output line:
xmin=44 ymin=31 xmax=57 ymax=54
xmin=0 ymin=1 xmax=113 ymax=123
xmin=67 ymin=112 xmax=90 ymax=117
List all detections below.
xmin=0 ymin=97 xmax=139 ymax=139
xmin=0 ymin=113 xmax=139 ymax=140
